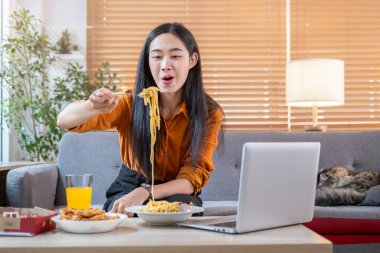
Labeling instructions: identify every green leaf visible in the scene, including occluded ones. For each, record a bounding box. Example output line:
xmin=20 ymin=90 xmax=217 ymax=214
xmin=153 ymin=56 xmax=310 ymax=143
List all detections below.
xmin=1 ymin=9 xmax=119 ymax=162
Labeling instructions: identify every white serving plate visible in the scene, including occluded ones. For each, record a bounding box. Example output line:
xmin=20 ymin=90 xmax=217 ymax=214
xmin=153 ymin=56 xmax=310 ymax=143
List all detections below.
xmin=125 ymin=205 xmax=204 ymax=225
xmin=51 ymin=213 xmax=127 ymax=233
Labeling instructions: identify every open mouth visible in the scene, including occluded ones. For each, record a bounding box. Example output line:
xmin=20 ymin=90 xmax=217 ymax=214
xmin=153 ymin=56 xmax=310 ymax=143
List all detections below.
xmin=162 ymin=75 xmax=174 ymax=81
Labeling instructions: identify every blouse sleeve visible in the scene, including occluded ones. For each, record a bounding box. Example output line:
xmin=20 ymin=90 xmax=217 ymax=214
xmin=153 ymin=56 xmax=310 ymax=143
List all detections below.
xmin=69 ymin=94 xmax=132 ymax=132
xmin=176 ymin=108 xmax=223 ymax=194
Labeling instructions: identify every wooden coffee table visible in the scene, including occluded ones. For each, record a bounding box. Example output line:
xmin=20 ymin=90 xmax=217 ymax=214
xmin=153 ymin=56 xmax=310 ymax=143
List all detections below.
xmin=0 ymin=217 xmax=332 ymax=253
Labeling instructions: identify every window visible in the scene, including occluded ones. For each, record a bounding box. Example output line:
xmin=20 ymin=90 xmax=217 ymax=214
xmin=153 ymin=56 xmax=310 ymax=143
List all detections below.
xmin=0 ymin=0 xmax=11 ymax=162
xmin=87 ymin=0 xmax=380 ymax=131
xmin=290 ymin=0 xmax=380 ymax=131
xmin=87 ymin=0 xmax=287 ymax=130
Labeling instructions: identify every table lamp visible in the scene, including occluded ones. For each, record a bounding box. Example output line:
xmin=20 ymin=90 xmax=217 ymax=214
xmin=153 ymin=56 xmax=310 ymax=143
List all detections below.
xmin=286 ymin=58 xmax=344 ymax=131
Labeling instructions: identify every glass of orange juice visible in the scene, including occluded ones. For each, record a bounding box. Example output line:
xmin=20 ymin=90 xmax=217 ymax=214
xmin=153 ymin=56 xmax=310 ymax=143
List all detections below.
xmin=65 ymin=174 xmax=93 ymax=210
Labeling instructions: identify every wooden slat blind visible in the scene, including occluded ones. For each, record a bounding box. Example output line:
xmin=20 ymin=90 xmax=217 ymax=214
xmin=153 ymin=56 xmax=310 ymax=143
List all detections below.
xmin=88 ymin=0 xmax=380 ymax=131
xmin=87 ymin=0 xmax=287 ymax=130
xmin=290 ymin=0 xmax=380 ymax=131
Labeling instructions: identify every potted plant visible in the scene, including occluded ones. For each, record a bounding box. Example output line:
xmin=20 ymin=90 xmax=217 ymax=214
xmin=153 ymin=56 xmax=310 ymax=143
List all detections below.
xmin=0 ymin=9 xmax=61 ymax=161
xmin=54 ymin=62 xmax=120 ymax=109
xmin=0 ymin=9 xmax=120 ymax=161
xmin=56 ymin=29 xmax=71 ymax=54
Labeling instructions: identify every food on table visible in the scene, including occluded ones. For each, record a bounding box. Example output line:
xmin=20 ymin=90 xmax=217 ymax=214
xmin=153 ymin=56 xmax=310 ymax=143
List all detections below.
xmin=59 ymin=207 xmax=119 ymax=221
xmin=141 ymin=200 xmax=180 ymax=213
xmin=138 ymin=87 xmax=160 ymax=201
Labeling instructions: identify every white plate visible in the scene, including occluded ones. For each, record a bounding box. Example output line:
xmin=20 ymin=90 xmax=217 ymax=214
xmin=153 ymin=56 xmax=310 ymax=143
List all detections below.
xmin=51 ymin=213 xmax=127 ymax=233
xmin=125 ymin=205 xmax=204 ymax=225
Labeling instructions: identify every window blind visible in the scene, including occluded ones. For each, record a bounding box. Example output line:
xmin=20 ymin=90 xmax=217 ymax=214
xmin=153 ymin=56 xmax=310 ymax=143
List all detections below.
xmin=87 ymin=0 xmax=287 ymax=130
xmin=88 ymin=0 xmax=380 ymax=131
xmin=290 ymin=0 xmax=380 ymax=131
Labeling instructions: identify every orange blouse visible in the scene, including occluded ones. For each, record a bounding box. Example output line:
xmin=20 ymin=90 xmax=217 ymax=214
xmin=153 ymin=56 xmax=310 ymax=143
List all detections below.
xmin=70 ymin=91 xmax=223 ymax=193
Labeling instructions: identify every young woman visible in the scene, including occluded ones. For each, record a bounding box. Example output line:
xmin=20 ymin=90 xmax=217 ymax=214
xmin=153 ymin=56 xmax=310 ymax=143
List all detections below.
xmin=57 ymin=23 xmax=223 ymax=214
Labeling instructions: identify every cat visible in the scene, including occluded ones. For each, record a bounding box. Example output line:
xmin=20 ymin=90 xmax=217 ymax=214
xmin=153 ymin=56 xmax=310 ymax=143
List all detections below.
xmin=315 ymin=166 xmax=380 ymax=206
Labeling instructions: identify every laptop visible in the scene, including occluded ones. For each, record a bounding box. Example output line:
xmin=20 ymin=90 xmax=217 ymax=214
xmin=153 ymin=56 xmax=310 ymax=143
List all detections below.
xmin=179 ymin=142 xmax=320 ymax=234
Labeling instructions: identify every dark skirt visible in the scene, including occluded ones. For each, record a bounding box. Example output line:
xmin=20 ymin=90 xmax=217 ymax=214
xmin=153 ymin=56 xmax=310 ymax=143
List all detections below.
xmin=103 ymin=164 xmax=203 ymax=212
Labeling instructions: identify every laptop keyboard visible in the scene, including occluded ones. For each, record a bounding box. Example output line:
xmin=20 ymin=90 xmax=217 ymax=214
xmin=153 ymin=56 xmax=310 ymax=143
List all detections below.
xmin=212 ymin=221 xmax=237 ymax=228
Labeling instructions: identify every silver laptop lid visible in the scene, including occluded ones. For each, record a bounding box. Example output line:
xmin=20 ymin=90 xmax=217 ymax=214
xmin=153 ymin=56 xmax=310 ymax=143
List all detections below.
xmin=236 ymin=142 xmax=320 ymax=233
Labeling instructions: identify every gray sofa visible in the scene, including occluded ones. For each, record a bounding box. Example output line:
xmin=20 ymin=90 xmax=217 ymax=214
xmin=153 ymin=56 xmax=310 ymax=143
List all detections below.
xmin=6 ymin=131 xmax=380 ymax=253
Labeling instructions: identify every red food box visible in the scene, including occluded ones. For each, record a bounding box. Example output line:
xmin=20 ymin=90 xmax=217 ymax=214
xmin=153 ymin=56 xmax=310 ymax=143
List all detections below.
xmin=0 ymin=207 xmax=57 ymax=236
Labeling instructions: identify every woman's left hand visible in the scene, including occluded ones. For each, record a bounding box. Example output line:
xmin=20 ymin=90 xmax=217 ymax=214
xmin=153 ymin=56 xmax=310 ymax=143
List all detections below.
xmin=110 ymin=187 xmax=149 ymax=216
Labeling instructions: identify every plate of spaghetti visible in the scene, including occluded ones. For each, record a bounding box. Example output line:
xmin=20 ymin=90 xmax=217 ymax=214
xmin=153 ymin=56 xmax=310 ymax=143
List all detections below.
xmin=51 ymin=208 xmax=127 ymax=233
xmin=125 ymin=200 xmax=204 ymax=225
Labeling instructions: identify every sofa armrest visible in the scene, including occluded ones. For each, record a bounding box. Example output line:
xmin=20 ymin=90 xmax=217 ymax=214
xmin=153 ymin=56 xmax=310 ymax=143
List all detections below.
xmin=6 ymin=163 xmax=58 ymax=208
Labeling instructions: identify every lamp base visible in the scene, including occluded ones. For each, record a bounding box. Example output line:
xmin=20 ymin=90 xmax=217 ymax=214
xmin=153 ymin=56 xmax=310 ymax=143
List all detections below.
xmin=304 ymin=125 xmax=327 ymax=132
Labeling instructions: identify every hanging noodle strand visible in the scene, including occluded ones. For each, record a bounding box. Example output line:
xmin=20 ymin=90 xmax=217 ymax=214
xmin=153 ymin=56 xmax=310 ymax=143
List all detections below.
xmin=138 ymin=87 xmax=160 ymax=202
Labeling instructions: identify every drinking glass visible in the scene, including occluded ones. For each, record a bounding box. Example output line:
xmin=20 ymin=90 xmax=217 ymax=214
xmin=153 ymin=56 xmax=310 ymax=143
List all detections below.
xmin=65 ymin=174 xmax=93 ymax=210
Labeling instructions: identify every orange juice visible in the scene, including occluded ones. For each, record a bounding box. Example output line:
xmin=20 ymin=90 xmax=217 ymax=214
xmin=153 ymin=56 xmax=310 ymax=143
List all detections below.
xmin=66 ymin=187 xmax=92 ymax=210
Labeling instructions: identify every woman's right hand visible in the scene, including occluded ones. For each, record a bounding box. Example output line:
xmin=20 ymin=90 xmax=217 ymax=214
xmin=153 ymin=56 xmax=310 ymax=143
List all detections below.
xmin=110 ymin=187 xmax=150 ymax=217
xmin=89 ymin=87 xmax=119 ymax=113
xmin=57 ymin=87 xmax=119 ymax=130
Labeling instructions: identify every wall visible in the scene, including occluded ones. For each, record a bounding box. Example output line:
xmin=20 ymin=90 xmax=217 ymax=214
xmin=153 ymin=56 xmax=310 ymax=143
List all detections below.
xmin=17 ymin=0 xmax=86 ymax=26
xmin=44 ymin=0 xmax=86 ymax=27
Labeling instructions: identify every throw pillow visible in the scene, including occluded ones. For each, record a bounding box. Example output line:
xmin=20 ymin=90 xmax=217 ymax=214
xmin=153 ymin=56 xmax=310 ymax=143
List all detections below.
xmin=359 ymin=185 xmax=380 ymax=206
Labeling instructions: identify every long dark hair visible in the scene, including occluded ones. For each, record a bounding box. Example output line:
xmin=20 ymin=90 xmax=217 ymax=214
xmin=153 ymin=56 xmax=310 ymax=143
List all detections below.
xmin=130 ymin=22 xmax=223 ymax=178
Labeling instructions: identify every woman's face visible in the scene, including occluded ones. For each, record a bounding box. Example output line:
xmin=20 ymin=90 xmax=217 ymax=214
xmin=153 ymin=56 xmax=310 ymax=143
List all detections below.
xmin=149 ymin=33 xmax=198 ymax=96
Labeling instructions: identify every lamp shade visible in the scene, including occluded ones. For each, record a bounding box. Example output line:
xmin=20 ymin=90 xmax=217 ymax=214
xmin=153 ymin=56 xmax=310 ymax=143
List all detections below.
xmin=286 ymin=59 xmax=344 ymax=107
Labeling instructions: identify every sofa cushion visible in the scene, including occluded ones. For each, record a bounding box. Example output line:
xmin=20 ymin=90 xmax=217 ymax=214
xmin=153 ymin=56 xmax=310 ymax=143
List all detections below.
xmin=56 ymin=132 xmax=123 ymax=206
xmin=360 ymin=185 xmax=380 ymax=206
xmin=203 ymin=201 xmax=238 ymax=216
xmin=314 ymin=206 xmax=380 ymax=219
xmin=202 ymin=131 xmax=380 ymax=201
xmin=305 ymin=206 xmax=380 ymax=240
xmin=6 ymin=164 xmax=58 ymax=209
xmin=204 ymin=202 xmax=380 ymax=235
